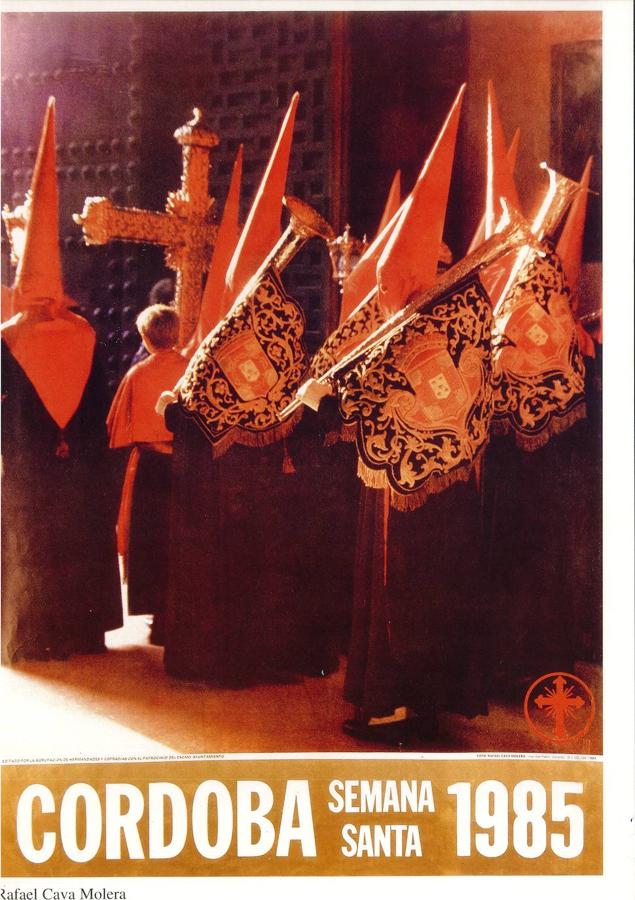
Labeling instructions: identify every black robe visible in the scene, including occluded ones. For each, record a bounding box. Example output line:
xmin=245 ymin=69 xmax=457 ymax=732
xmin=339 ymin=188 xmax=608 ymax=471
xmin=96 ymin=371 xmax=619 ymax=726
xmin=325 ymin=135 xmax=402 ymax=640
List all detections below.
xmin=482 ymin=348 xmax=602 ymax=690
xmin=126 ymin=448 xmax=173 ymax=639
xmin=1 ymin=341 xmax=123 ymax=663
xmin=163 ymin=400 xmax=358 ymax=685
xmin=344 ymin=476 xmax=489 ymax=725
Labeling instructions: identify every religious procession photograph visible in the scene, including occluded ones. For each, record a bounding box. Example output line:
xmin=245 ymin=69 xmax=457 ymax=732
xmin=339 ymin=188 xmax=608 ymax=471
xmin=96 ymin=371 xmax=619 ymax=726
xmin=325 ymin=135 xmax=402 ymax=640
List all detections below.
xmin=0 ymin=0 xmax=606 ymax=757
xmin=2 ymin=2 xmax=632 ymax=889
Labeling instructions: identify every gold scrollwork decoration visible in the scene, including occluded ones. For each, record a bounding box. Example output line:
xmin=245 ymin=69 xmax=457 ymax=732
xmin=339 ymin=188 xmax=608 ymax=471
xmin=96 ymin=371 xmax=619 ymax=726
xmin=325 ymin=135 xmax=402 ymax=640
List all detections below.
xmin=339 ymin=278 xmax=493 ymax=510
xmin=492 ymin=242 xmax=586 ymax=449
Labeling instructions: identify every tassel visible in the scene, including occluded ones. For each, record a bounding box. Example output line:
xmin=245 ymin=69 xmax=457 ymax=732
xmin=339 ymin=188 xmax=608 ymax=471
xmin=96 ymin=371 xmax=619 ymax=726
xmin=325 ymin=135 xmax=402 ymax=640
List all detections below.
xmin=282 ymin=438 xmax=296 ymax=474
xmin=203 ymin=408 xmax=304 ymax=459
xmin=323 ymin=430 xmax=341 ymax=448
xmin=55 ymin=431 xmax=70 ymax=458
xmin=340 ymin=422 xmax=358 ymax=443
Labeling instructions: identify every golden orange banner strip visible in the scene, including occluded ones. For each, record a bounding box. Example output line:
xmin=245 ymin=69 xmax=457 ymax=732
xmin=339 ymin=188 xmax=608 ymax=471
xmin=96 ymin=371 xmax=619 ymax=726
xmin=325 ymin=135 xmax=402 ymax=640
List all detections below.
xmin=1 ymin=757 xmax=602 ymax=877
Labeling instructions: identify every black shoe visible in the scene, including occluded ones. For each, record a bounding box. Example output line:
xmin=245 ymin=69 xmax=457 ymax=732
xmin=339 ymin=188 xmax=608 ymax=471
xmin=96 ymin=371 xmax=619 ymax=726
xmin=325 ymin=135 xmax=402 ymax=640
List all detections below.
xmin=342 ymin=718 xmax=411 ymax=747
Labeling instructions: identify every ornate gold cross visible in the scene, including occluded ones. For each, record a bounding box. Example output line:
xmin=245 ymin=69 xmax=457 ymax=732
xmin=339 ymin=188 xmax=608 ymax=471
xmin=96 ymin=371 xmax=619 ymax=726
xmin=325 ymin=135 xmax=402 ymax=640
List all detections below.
xmin=73 ymin=109 xmax=219 ymax=347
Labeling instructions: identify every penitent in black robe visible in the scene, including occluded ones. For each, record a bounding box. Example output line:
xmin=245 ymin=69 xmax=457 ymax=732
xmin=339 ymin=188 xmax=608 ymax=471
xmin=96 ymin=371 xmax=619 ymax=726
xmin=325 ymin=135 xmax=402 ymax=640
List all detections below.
xmin=482 ymin=348 xmax=602 ymax=690
xmin=126 ymin=449 xmax=173 ymax=640
xmin=163 ymin=398 xmax=358 ymax=686
xmin=344 ymin=477 xmax=489 ymax=727
xmin=1 ymin=342 xmax=123 ymax=663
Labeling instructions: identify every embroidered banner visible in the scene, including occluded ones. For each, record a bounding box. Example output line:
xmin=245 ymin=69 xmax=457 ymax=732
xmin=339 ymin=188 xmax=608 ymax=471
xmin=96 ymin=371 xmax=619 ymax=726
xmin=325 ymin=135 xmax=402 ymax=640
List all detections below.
xmin=179 ymin=267 xmax=308 ymax=455
xmin=310 ymin=293 xmax=385 ymax=380
xmin=492 ymin=243 xmax=586 ymax=450
xmin=337 ymin=278 xmax=493 ymax=510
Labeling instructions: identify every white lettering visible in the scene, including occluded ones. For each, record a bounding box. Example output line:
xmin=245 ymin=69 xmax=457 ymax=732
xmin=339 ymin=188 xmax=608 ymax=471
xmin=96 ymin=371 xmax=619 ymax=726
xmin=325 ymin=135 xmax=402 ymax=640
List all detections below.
xmin=236 ymin=781 xmax=275 ymax=857
xmin=340 ymin=824 xmax=423 ymax=857
xmin=60 ymin=784 xmax=102 ymax=863
xmin=276 ymin=780 xmax=316 ymax=857
xmin=148 ymin=782 xmax=187 ymax=859
xmin=105 ymin=784 xmax=145 ymax=860
xmin=191 ymin=780 xmax=233 ymax=859
xmin=327 ymin=780 xmax=345 ymax=813
xmin=16 ymin=784 xmax=56 ymax=864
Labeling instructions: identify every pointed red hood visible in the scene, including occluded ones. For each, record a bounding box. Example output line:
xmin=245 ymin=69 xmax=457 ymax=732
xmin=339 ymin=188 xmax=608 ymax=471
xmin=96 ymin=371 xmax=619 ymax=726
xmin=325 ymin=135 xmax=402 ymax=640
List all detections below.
xmin=557 ymin=156 xmax=593 ymax=303
xmin=186 ymin=144 xmax=243 ymax=354
xmin=223 ymin=93 xmax=299 ymax=306
xmin=375 ymin=170 xmax=402 ymax=239
xmin=485 ymin=81 xmax=521 ymax=238
xmin=338 ymin=200 xmax=406 ymax=325
xmin=377 ymin=84 xmax=465 ymax=315
xmin=468 ymin=124 xmax=521 ymax=254
xmin=12 ymin=97 xmax=67 ymax=312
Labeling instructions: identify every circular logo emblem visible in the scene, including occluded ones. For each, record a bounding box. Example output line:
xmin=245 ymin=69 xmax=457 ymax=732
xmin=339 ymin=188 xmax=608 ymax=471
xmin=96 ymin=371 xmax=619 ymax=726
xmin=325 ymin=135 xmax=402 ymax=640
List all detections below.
xmin=523 ymin=672 xmax=595 ymax=743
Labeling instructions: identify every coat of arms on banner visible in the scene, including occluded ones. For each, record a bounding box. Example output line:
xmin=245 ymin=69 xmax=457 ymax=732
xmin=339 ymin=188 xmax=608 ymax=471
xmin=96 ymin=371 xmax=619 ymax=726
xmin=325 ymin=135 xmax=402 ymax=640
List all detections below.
xmin=215 ymin=330 xmax=279 ymax=402
xmin=492 ymin=243 xmax=586 ymax=449
xmin=337 ymin=278 xmax=493 ymax=510
xmin=179 ymin=268 xmax=309 ymax=454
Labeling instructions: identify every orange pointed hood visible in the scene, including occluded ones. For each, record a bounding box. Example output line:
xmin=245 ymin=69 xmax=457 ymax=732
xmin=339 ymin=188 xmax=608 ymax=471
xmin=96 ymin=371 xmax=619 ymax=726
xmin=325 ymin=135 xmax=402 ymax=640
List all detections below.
xmin=1 ymin=309 xmax=96 ymax=430
xmin=556 ymin=157 xmax=595 ymax=356
xmin=2 ymin=98 xmax=95 ymax=429
xmin=187 ymin=144 xmax=243 ymax=351
xmin=376 ymin=84 xmax=465 ymax=316
xmin=557 ymin=156 xmax=593 ymax=303
xmin=485 ymin=81 xmax=521 ymax=239
xmin=375 ymin=170 xmax=402 ymax=239
xmin=467 ymin=125 xmax=520 ymax=254
xmin=12 ymin=98 xmax=65 ymax=312
xmin=338 ymin=201 xmax=406 ymax=324
xmin=1 ymin=284 xmax=14 ymax=322
xmin=507 ymin=127 xmax=520 ymax=174
xmin=223 ymin=92 xmax=299 ymax=305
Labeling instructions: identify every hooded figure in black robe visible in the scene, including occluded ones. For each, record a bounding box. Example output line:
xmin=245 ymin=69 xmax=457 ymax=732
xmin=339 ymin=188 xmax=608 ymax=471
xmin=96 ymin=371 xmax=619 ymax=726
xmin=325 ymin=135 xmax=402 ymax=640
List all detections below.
xmin=1 ymin=96 xmax=122 ymax=665
xmin=1 ymin=334 xmax=122 ymax=663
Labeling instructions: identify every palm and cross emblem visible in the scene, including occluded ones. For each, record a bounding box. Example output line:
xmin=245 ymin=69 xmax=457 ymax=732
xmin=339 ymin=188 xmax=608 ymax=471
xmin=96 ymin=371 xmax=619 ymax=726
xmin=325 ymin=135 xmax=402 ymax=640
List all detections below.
xmin=524 ymin=672 xmax=595 ymax=743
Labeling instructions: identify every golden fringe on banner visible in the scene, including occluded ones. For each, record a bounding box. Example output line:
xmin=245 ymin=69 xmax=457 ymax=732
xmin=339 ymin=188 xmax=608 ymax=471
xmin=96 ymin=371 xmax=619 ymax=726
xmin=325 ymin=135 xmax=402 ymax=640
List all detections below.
xmin=322 ymin=421 xmax=357 ymax=448
xmin=356 ymin=445 xmax=485 ymax=512
xmin=492 ymin=402 xmax=586 ymax=452
xmin=203 ymin=408 xmax=305 ymax=460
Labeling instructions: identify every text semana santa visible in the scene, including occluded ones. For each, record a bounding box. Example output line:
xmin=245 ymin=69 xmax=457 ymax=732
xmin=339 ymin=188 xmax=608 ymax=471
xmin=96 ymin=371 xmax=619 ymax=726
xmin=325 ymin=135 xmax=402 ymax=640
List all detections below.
xmin=13 ymin=779 xmax=437 ymax=862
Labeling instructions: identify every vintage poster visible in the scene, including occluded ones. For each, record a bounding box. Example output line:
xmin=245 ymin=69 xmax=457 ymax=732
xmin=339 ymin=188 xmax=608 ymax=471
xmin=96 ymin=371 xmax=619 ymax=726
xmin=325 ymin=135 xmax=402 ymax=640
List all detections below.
xmin=0 ymin=1 xmax=632 ymax=899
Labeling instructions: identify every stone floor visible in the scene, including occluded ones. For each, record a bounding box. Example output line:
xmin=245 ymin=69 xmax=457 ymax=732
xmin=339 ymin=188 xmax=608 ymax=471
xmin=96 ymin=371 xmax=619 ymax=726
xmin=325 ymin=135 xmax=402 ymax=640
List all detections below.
xmin=0 ymin=613 xmax=602 ymax=760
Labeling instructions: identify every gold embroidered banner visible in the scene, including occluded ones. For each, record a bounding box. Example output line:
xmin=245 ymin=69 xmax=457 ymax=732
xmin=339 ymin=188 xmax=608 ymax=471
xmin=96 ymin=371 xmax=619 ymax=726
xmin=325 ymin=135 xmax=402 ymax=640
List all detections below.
xmin=310 ymin=293 xmax=385 ymax=380
xmin=492 ymin=243 xmax=586 ymax=450
xmin=337 ymin=277 xmax=493 ymax=510
xmin=179 ymin=267 xmax=308 ymax=455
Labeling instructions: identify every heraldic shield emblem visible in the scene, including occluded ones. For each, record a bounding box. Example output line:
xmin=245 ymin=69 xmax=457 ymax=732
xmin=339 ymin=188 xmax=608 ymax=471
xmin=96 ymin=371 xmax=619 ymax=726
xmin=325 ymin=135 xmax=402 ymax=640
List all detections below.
xmin=178 ymin=268 xmax=309 ymax=455
xmin=337 ymin=277 xmax=493 ymax=510
xmin=492 ymin=243 xmax=586 ymax=449
xmin=215 ymin=330 xmax=279 ymax=402
xmin=395 ymin=336 xmax=471 ymax=429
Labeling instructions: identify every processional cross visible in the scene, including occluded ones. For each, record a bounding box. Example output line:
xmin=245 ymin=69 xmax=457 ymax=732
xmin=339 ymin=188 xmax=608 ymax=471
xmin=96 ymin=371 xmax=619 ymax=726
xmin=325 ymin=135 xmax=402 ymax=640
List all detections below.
xmin=73 ymin=109 xmax=219 ymax=347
